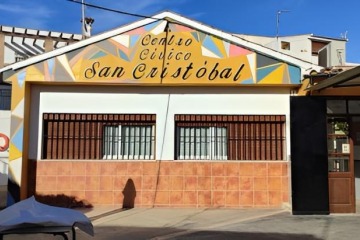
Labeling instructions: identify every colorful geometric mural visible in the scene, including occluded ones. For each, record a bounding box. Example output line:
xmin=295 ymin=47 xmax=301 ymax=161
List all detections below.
xmin=4 ymin=19 xmax=301 ymax=189
xmin=16 ymin=20 xmax=300 ymax=85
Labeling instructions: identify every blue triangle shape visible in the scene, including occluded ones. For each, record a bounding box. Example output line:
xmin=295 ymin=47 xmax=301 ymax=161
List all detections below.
xmin=12 ymin=125 xmax=23 ymax=152
xmin=130 ymin=35 xmax=140 ymax=47
xmin=118 ymin=49 xmax=130 ymax=61
xmin=288 ymin=65 xmax=301 ymax=84
xmin=47 ymin=58 xmax=55 ymax=74
xmin=240 ymin=78 xmax=254 ymax=84
xmin=90 ymin=51 xmax=107 ymax=60
xmin=17 ymin=71 xmax=26 ymax=88
xmin=203 ymin=36 xmax=223 ymax=58
xmin=144 ymin=21 xmax=162 ymax=31
xmin=191 ymin=32 xmax=199 ymax=42
xmin=257 ymin=64 xmax=281 ymax=82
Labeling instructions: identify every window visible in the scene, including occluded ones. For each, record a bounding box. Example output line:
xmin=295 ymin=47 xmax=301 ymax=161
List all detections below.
xmin=327 ymin=100 xmax=346 ymax=114
xmin=42 ymin=113 xmax=155 ymax=160
xmin=177 ymin=126 xmax=227 ymax=160
xmin=327 ymin=117 xmax=350 ymax=172
xmin=0 ymin=89 xmax=11 ymax=110
xmin=175 ymin=115 xmax=285 ymax=161
xmin=103 ymin=125 xmax=154 ymax=160
xmin=281 ymin=41 xmax=290 ymax=50
xmin=311 ymin=40 xmax=328 ymax=55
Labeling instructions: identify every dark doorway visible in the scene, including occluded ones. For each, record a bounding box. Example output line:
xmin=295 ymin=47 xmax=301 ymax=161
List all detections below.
xmin=290 ymin=96 xmax=329 ymax=214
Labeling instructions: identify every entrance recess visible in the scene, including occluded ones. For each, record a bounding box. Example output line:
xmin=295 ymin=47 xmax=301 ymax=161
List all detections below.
xmin=327 ymin=117 xmax=355 ymax=213
xmin=291 ymin=97 xmax=329 ymax=215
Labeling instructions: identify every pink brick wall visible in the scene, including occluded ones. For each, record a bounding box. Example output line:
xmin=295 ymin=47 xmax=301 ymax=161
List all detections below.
xmin=35 ymin=161 xmax=289 ymax=208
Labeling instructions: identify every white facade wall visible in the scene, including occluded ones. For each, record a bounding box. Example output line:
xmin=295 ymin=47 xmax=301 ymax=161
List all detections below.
xmin=29 ymin=85 xmax=292 ymax=162
xmin=277 ymin=36 xmax=312 ymax=63
xmin=237 ymin=35 xmax=313 ymax=63
xmin=237 ymin=34 xmax=348 ymax=67
xmin=0 ymin=110 xmax=10 ymax=208
xmin=328 ymin=41 xmax=346 ymax=66
xmin=0 ymin=110 xmax=10 ymax=180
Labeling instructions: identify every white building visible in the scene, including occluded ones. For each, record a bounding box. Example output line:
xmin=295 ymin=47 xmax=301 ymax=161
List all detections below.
xmin=236 ymin=34 xmax=349 ymax=68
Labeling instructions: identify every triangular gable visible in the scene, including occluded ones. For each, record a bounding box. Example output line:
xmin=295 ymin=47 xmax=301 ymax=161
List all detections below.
xmin=1 ymin=11 xmax=322 ymax=85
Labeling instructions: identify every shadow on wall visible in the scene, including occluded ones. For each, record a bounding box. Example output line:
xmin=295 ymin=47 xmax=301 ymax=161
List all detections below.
xmin=35 ymin=194 xmax=93 ymax=209
xmin=123 ymin=178 xmax=136 ymax=209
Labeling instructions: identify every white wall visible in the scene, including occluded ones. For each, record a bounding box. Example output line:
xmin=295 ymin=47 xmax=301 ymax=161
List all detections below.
xmin=278 ymin=36 xmax=312 ymax=63
xmin=237 ymin=35 xmax=312 ymax=63
xmin=238 ymin=34 xmax=348 ymax=67
xmin=329 ymin=41 xmax=346 ymax=66
xmin=0 ymin=110 xmax=10 ymax=208
xmin=29 ymin=85 xmax=292 ymax=161
xmin=0 ymin=110 xmax=10 ymax=189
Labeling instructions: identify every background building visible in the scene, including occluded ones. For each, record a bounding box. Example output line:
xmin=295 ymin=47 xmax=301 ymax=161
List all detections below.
xmin=0 ymin=25 xmax=82 ymax=207
xmin=236 ymin=34 xmax=352 ymax=68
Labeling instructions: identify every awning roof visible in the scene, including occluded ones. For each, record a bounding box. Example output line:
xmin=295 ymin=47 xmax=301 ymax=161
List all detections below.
xmin=309 ymin=65 xmax=360 ymax=91
xmin=0 ymin=196 xmax=94 ymax=236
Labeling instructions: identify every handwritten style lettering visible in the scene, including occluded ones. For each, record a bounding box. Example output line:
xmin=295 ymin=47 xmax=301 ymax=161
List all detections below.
xmin=84 ymin=33 xmax=247 ymax=82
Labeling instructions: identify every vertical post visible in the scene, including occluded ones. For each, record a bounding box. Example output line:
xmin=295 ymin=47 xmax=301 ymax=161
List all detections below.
xmin=81 ymin=0 xmax=85 ymax=37
xmin=0 ymin=32 xmax=5 ymax=69
xmin=72 ymin=226 xmax=76 ymax=240
xmin=276 ymin=10 xmax=290 ymax=50
xmin=20 ymin=82 xmax=31 ymax=200
xmin=44 ymin=37 xmax=53 ymax=52
xmin=0 ymin=32 xmax=4 ymax=83
xmin=276 ymin=11 xmax=280 ymax=40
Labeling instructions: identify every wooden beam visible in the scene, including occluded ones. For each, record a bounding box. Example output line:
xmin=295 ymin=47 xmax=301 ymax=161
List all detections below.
xmin=0 ymin=31 xmax=79 ymax=43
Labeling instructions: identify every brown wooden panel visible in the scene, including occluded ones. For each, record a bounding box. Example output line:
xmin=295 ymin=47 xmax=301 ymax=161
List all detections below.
xmin=329 ymin=173 xmax=355 ymax=213
xmin=329 ymin=178 xmax=351 ymax=204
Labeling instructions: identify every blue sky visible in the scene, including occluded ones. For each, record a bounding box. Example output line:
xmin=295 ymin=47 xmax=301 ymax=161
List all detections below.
xmin=0 ymin=0 xmax=359 ymax=63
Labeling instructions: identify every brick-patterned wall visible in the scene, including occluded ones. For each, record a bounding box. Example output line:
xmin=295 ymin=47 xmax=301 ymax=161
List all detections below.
xmin=35 ymin=161 xmax=289 ymax=208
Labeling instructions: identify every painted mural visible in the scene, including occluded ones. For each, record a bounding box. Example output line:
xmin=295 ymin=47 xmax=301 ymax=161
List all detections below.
xmin=16 ymin=20 xmax=300 ymax=85
xmin=5 ymin=19 xmax=301 ymax=198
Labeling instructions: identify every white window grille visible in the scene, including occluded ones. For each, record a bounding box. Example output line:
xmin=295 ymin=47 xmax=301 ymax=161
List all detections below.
xmin=103 ymin=125 xmax=155 ymax=160
xmin=177 ymin=126 xmax=227 ymax=160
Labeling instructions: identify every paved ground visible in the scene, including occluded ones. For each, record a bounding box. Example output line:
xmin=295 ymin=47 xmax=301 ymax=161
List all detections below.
xmin=3 ymin=207 xmax=360 ymax=239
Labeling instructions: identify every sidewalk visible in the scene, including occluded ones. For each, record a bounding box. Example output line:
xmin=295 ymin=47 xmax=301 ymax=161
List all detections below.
xmin=4 ymin=206 xmax=360 ymax=239
xmin=79 ymin=207 xmax=287 ymax=240
xmin=74 ymin=207 xmax=360 ymax=240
